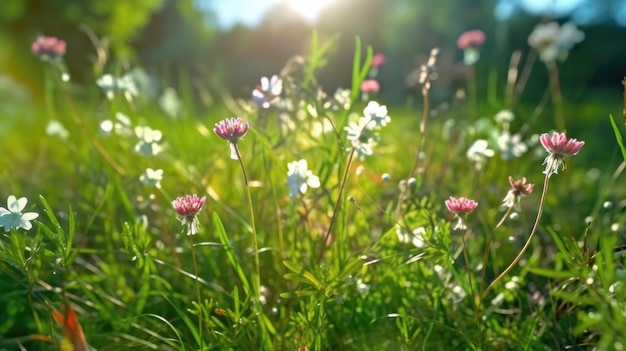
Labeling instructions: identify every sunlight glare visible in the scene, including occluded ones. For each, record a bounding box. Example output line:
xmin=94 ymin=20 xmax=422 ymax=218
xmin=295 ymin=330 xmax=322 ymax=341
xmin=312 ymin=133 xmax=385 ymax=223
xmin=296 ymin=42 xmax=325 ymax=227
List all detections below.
xmin=286 ymin=0 xmax=333 ymax=22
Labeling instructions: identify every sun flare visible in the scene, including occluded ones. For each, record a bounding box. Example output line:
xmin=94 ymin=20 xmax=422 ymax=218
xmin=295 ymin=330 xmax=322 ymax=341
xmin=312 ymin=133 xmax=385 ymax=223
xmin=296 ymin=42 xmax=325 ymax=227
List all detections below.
xmin=286 ymin=0 xmax=333 ymax=22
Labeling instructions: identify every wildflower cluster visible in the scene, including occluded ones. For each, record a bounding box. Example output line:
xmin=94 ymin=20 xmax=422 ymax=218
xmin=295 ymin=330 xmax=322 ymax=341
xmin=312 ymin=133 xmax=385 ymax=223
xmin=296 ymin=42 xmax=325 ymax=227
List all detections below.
xmin=286 ymin=159 xmax=321 ymax=198
xmin=528 ymin=21 xmax=585 ymax=63
xmin=345 ymin=101 xmax=391 ymax=160
xmin=10 ymin=18 xmax=606 ymax=351
xmin=252 ymin=75 xmax=283 ymax=108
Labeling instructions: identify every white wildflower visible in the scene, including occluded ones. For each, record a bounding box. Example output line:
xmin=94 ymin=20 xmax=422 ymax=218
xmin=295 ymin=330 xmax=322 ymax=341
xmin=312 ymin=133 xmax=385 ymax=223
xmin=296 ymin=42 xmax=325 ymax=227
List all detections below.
xmin=528 ymin=21 xmax=585 ymax=63
xmin=344 ymin=117 xmax=379 ymax=160
xmin=494 ymin=109 xmax=515 ymax=126
xmin=286 ymin=159 xmax=320 ymax=198
xmin=467 ymin=139 xmax=494 ymax=170
xmin=497 ymin=131 xmax=528 ymax=159
xmin=252 ymin=75 xmax=282 ymax=108
xmin=45 ymin=120 xmax=69 ymax=139
xmin=362 ymin=101 xmax=391 ymax=128
xmin=100 ymin=112 xmax=133 ymax=136
xmin=159 ymin=87 xmax=182 ymax=119
xmin=134 ymin=126 xmax=163 ymax=156
xmin=396 ymin=226 xmax=426 ymax=248
xmin=0 ymin=195 xmax=39 ymax=232
xmin=139 ymin=168 xmax=163 ymax=188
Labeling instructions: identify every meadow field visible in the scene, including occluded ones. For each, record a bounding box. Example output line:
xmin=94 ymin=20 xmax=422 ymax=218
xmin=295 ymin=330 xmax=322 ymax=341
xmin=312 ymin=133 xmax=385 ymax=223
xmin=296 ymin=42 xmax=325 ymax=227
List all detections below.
xmin=1 ymin=18 xmax=626 ymax=351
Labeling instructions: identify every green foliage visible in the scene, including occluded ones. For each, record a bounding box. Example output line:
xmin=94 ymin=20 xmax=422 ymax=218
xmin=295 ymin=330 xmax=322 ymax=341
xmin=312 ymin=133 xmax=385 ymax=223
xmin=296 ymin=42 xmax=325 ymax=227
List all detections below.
xmin=2 ymin=19 xmax=626 ymax=351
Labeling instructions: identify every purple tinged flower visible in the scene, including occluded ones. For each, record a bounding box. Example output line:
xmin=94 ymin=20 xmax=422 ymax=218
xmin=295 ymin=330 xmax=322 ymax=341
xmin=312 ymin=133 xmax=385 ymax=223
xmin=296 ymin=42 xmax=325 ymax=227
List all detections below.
xmin=445 ymin=196 xmax=478 ymax=230
xmin=445 ymin=196 xmax=478 ymax=214
xmin=172 ymin=194 xmax=206 ymax=235
xmin=252 ymin=75 xmax=282 ymax=108
xmin=457 ymin=29 xmax=486 ymax=65
xmin=539 ymin=132 xmax=584 ymax=177
xmin=371 ymin=53 xmax=386 ymax=68
xmin=360 ymin=79 xmax=380 ymax=94
xmin=456 ymin=30 xmax=486 ymax=49
xmin=502 ymin=177 xmax=535 ymax=209
xmin=32 ymin=36 xmax=67 ymax=60
xmin=214 ymin=117 xmax=249 ymax=142
xmin=214 ymin=117 xmax=249 ymax=160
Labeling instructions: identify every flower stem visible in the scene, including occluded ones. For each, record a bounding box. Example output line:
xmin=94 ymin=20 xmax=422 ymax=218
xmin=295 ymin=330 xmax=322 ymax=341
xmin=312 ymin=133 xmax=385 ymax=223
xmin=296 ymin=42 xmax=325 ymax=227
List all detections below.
xmin=480 ymin=206 xmax=514 ymax=293
xmin=481 ymin=174 xmax=550 ymax=299
xmin=233 ymin=144 xmax=272 ymax=348
xmin=54 ymin=69 xmax=126 ymax=176
xmin=395 ymin=81 xmax=431 ymax=219
xmin=233 ymin=145 xmax=261 ymax=304
xmin=467 ymin=63 xmax=478 ymax=120
xmin=460 ymin=227 xmax=483 ymax=344
xmin=547 ymin=61 xmax=565 ymax=132
xmin=188 ymin=234 xmax=203 ymax=348
xmin=317 ymin=147 xmax=355 ymax=263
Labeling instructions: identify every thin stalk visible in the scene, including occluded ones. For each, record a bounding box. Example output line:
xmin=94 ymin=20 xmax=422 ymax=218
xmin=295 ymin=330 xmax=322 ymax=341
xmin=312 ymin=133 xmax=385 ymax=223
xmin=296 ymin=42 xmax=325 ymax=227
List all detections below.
xmin=505 ymin=50 xmax=522 ymax=107
xmin=481 ymin=174 xmax=550 ymax=299
xmin=56 ymin=71 xmax=126 ymax=175
xmin=460 ymin=227 xmax=483 ymax=346
xmin=513 ymin=50 xmax=537 ymax=107
xmin=480 ymin=206 xmax=514 ymax=294
xmin=233 ymin=144 xmax=261 ymax=298
xmin=188 ymin=233 xmax=203 ymax=348
xmin=394 ymin=84 xmax=431 ymax=219
xmin=467 ymin=63 xmax=478 ymax=119
xmin=233 ymin=143 xmax=272 ymax=349
xmin=26 ymin=288 xmax=43 ymax=334
xmin=547 ymin=61 xmax=565 ymax=132
xmin=317 ymin=147 xmax=355 ymax=263
xmin=410 ymin=85 xmax=430 ymax=178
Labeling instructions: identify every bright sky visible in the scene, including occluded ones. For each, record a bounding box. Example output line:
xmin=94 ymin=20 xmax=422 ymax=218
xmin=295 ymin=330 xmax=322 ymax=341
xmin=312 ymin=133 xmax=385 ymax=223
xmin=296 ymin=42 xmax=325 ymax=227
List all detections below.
xmin=201 ymin=0 xmax=626 ymax=28
xmin=496 ymin=0 xmax=626 ymax=25
xmin=199 ymin=0 xmax=334 ymax=28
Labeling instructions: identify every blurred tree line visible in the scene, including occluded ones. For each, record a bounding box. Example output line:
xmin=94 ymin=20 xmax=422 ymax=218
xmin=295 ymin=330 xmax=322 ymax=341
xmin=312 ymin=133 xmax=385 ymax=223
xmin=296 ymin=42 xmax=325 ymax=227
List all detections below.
xmin=2 ymin=0 xmax=626 ymax=109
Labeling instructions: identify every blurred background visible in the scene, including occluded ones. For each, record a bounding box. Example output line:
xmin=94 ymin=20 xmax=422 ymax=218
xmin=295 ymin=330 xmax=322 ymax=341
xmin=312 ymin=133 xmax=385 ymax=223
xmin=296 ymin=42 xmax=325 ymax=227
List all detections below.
xmin=2 ymin=0 xmax=626 ymax=114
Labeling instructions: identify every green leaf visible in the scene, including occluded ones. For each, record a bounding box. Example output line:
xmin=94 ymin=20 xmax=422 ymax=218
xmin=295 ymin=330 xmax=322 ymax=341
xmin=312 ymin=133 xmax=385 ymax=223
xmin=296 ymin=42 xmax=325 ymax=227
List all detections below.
xmin=279 ymin=290 xmax=315 ymax=299
xmin=212 ymin=212 xmax=251 ymax=294
xmin=527 ymin=267 xmax=578 ymax=279
xmin=283 ymin=260 xmax=304 ymax=274
xmin=609 ymin=114 xmax=626 ymax=161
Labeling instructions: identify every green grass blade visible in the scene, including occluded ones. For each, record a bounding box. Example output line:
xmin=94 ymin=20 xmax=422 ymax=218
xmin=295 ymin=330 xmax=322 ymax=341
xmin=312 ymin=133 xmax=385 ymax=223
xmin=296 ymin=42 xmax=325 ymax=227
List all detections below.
xmin=609 ymin=114 xmax=626 ymax=161
xmin=212 ymin=211 xmax=251 ymax=294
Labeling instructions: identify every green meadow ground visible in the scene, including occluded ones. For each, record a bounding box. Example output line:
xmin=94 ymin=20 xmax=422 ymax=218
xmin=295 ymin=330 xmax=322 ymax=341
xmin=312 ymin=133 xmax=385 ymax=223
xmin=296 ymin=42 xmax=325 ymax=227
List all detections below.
xmin=1 ymin=34 xmax=626 ymax=351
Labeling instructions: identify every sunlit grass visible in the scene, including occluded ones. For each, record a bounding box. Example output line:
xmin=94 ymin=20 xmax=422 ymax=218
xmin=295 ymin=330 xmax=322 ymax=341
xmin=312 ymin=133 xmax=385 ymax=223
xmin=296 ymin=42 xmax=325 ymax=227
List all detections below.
xmin=1 ymin=28 xmax=626 ymax=351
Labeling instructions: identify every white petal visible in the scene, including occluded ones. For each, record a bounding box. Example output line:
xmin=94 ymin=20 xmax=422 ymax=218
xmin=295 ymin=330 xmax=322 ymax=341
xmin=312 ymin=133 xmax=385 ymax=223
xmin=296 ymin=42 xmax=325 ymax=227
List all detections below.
xmin=20 ymin=219 xmax=33 ymax=231
xmin=11 ymin=197 xmax=27 ymax=212
xmin=307 ymin=176 xmax=320 ymax=189
xmin=0 ymin=207 xmax=9 ymax=216
xmin=260 ymin=76 xmax=269 ymax=90
xmin=21 ymin=212 xmax=39 ymax=221
xmin=299 ymin=183 xmax=308 ymax=194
